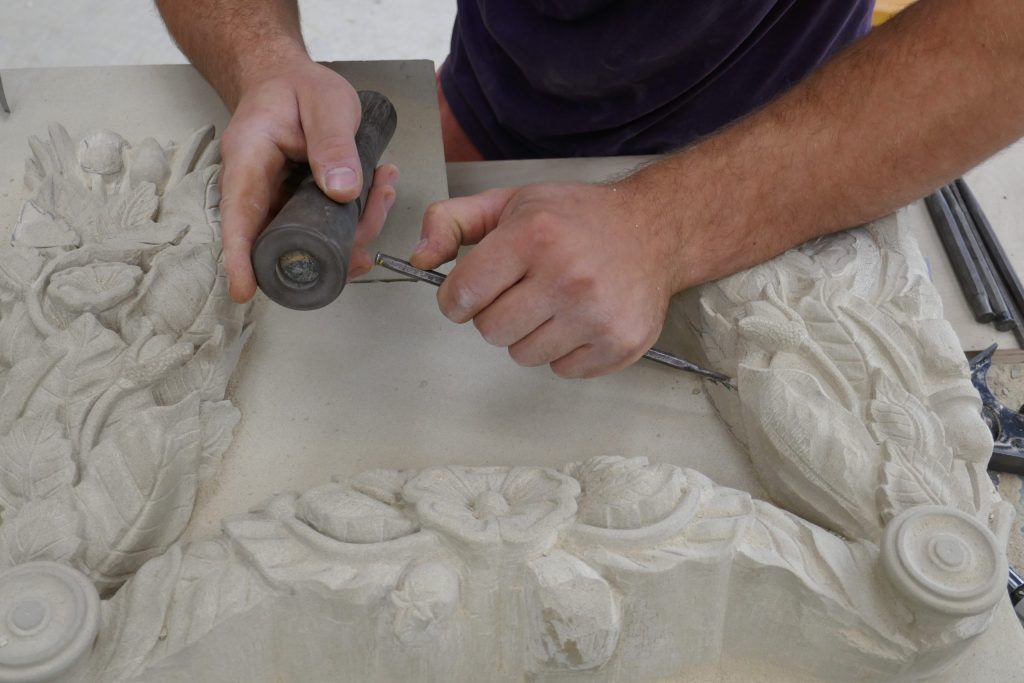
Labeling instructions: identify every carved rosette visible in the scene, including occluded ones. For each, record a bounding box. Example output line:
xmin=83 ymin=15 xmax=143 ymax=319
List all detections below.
xmin=881 ymin=505 xmax=1006 ymax=624
xmin=0 ymin=562 xmax=99 ymax=683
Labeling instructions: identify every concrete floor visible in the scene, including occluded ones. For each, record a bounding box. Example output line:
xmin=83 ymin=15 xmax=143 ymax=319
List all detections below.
xmin=0 ymin=0 xmax=454 ymax=69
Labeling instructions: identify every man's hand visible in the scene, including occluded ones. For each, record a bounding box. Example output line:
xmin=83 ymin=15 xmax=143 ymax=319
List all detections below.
xmin=155 ymin=0 xmax=398 ymax=303
xmin=410 ymin=183 xmax=683 ymax=378
xmin=219 ymin=59 xmax=398 ymax=302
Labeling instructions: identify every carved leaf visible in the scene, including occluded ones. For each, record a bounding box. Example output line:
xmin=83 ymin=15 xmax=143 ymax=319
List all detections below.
xmin=11 ymin=314 xmax=128 ymax=447
xmin=119 ymin=243 xmax=218 ymax=338
xmin=0 ymin=417 xmax=75 ymax=512
xmin=157 ymin=540 xmax=268 ymax=656
xmin=160 ymin=165 xmax=220 ymax=244
xmin=740 ymin=367 xmax=881 ymax=539
xmin=32 ymin=175 xmax=104 ymax=240
xmin=26 ymin=125 xmax=82 ymax=190
xmin=878 ymin=442 xmax=955 ymax=523
xmin=12 ymin=201 xmax=81 ymax=249
xmin=197 ymin=400 xmax=239 ymax=483
xmin=115 ymin=182 xmax=158 ymax=228
xmin=154 ymin=326 xmax=229 ymax=404
xmin=0 ymin=247 xmax=45 ymax=302
xmin=0 ymin=485 xmax=81 ymax=569
xmin=222 ymin=510 xmax=364 ymax=591
xmin=744 ymin=503 xmax=855 ymax=610
xmin=296 ymin=484 xmax=419 ymax=543
xmin=0 ymin=302 xmax=45 ymax=367
xmin=798 ymin=291 xmax=870 ymax=398
xmin=564 ymin=456 xmax=684 ymax=529
xmin=75 ymin=394 xmax=202 ymax=593
xmin=868 ymin=373 xmax=951 ymax=470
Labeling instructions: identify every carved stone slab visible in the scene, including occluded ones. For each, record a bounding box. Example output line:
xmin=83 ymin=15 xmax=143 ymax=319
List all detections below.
xmin=0 ymin=122 xmax=1018 ymax=683
xmin=0 ymin=63 xmax=1020 ymax=681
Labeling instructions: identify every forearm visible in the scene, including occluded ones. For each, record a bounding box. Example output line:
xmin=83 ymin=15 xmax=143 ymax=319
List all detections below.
xmin=625 ymin=0 xmax=1024 ymax=292
xmin=155 ymin=0 xmax=308 ymax=108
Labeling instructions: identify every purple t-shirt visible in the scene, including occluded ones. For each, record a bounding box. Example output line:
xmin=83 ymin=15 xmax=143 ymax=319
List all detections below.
xmin=441 ymin=1 xmax=873 ymax=159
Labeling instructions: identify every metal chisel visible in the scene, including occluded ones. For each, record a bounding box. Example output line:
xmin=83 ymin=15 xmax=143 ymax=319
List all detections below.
xmin=374 ymin=252 xmax=736 ymax=389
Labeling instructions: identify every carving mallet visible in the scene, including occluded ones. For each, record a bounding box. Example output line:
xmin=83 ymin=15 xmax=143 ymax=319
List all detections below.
xmin=252 ymin=90 xmax=398 ymax=310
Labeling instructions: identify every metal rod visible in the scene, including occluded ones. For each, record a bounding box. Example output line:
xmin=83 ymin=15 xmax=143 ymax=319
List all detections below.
xmin=924 ymin=190 xmax=993 ymax=322
xmin=945 ymin=183 xmax=1013 ymax=330
xmin=374 ymin=252 xmax=736 ymax=389
xmin=955 ymin=178 xmax=1024 ymax=347
xmin=0 ymin=73 xmax=9 ymax=114
xmin=374 ymin=252 xmax=446 ymax=286
xmin=942 ymin=184 xmax=1007 ymax=325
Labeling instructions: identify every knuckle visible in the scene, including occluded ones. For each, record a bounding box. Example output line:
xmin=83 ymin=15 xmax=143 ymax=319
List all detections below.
xmin=422 ymin=201 xmax=449 ymax=227
xmin=508 ymin=343 xmax=540 ymax=367
xmin=308 ymin=135 xmax=356 ymax=164
xmin=611 ymin=324 xmax=650 ymax=360
xmin=473 ymin=316 xmax=504 ymax=347
xmin=551 ymin=360 xmax=581 ymax=379
xmin=526 ymin=208 xmax=560 ymax=229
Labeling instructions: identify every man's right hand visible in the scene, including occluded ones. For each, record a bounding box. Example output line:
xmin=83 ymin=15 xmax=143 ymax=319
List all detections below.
xmin=218 ymin=56 xmax=399 ymax=303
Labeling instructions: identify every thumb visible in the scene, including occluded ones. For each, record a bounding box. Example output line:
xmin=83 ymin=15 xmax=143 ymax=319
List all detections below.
xmin=410 ymin=187 xmax=517 ymax=269
xmin=298 ymin=82 xmax=364 ymax=203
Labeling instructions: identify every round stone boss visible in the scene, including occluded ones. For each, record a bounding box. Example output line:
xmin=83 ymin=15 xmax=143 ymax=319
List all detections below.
xmin=0 ymin=562 xmax=100 ymax=683
xmin=881 ymin=505 xmax=1006 ymax=618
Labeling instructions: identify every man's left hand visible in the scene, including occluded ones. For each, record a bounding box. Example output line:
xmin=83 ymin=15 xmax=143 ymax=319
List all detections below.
xmin=409 ymin=182 xmax=684 ymax=378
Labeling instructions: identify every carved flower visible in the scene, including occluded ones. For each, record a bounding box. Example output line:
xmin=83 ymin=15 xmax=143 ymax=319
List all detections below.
xmin=403 ymin=466 xmax=579 ymax=556
xmin=564 ymin=456 xmax=685 ymax=529
xmin=47 ymin=262 xmax=143 ymax=314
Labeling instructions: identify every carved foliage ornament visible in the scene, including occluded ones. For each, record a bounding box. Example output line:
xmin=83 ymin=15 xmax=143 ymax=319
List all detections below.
xmin=0 ymin=126 xmax=1012 ymax=683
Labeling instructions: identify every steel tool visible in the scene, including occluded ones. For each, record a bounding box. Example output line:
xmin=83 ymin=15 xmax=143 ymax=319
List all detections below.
xmin=0 ymin=73 xmax=10 ymax=114
xmin=252 ymin=90 xmax=398 ymax=310
xmin=374 ymin=252 xmax=736 ymax=389
xmin=925 ymin=190 xmax=992 ymax=322
xmin=944 ymin=184 xmax=1013 ymax=330
xmin=955 ymin=178 xmax=1024 ymax=346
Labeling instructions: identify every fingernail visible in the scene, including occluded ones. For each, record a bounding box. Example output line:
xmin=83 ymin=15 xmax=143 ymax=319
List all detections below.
xmin=325 ymin=166 xmax=358 ymax=192
xmin=413 ymin=238 xmax=429 ymax=254
xmin=450 ymin=290 xmax=474 ymax=320
xmin=385 ymin=189 xmax=397 ymax=211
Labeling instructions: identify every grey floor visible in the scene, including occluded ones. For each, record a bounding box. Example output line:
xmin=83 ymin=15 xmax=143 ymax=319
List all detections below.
xmin=0 ymin=0 xmax=454 ymax=69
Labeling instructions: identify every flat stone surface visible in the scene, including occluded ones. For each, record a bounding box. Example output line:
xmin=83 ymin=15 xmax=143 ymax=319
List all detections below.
xmin=188 ymin=281 xmax=760 ymax=538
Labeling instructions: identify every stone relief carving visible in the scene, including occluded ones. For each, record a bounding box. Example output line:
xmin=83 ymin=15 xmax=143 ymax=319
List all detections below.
xmin=0 ymin=125 xmax=1012 ymax=683
xmin=0 ymin=123 xmax=251 ymax=681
